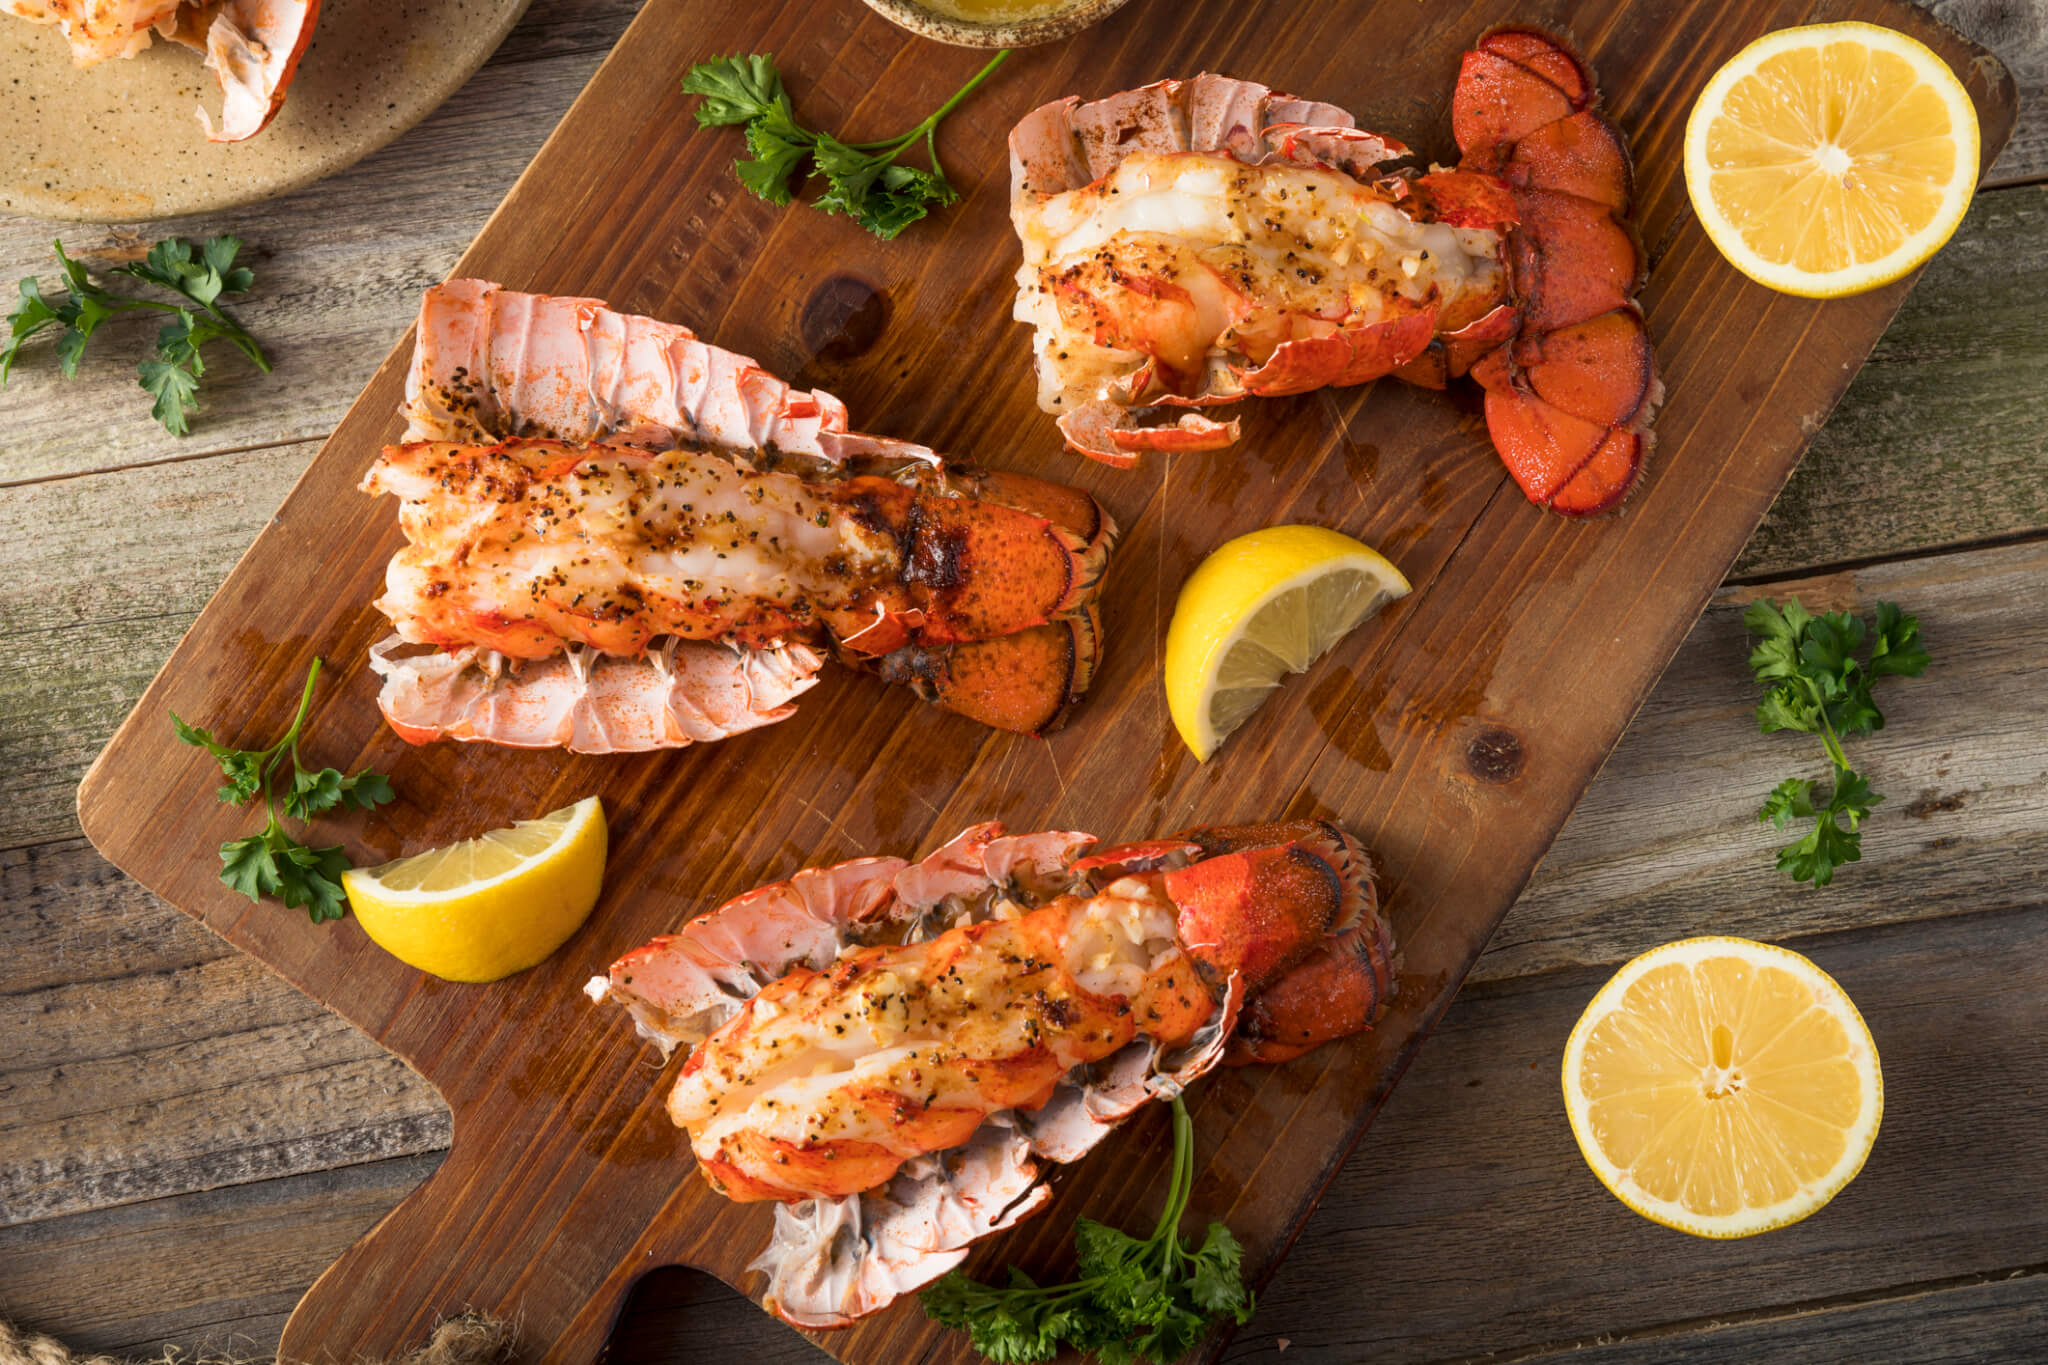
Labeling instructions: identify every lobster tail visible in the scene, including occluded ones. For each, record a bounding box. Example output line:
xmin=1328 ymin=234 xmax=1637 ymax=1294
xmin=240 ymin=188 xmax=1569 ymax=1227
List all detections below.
xmin=367 ymin=283 xmax=1119 ymax=750
xmin=591 ymin=819 xmax=1393 ymax=1326
xmin=1453 ymin=27 xmax=1661 ymax=516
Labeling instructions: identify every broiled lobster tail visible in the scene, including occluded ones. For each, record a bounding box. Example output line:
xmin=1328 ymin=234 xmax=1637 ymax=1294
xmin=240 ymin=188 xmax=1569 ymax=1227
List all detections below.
xmin=587 ymin=818 xmax=1395 ymax=1327
xmin=1005 ymin=28 xmax=1659 ymax=516
xmin=364 ymin=282 xmax=1118 ymax=752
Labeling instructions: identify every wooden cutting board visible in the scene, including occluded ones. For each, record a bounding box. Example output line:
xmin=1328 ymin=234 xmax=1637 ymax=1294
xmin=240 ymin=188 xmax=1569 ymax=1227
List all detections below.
xmin=77 ymin=1 xmax=2014 ymax=1360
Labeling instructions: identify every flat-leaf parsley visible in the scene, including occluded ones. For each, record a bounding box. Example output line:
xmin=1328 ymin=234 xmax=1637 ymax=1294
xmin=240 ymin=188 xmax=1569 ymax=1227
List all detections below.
xmin=921 ymin=1094 xmax=1253 ymax=1364
xmin=682 ymin=50 xmax=1010 ymax=239
xmin=1745 ymin=598 xmax=1929 ymax=886
xmin=173 ymin=657 xmax=394 ymax=921
xmin=4 ymin=236 xmax=271 ymax=435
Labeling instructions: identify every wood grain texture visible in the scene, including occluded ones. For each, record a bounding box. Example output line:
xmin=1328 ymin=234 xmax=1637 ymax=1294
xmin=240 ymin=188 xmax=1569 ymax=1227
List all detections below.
xmin=1481 ymin=538 xmax=2048 ymax=984
xmin=60 ymin=2 xmax=2017 ymax=1362
xmin=7 ymin=537 xmax=2047 ymax=1365
xmin=1210 ymin=903 xmax=2048 ymax=1363
xmin=0 ymin=0 xmax=2040 ymax=491
xmin=1731 ymin=180 xmax=2048 ymax=579
xmin=0 ymin=841 xmax=446 ymax=1227
xmin=0 ymin=1154 xmax=445 ymax=1358
xmin=1932 ymin=0 xmax=2048 ymax=187
xmin=0 ymin=444 xmax=316 ymax=850
xmin=1510 ymin=1271 xmax=2048 ymax=1364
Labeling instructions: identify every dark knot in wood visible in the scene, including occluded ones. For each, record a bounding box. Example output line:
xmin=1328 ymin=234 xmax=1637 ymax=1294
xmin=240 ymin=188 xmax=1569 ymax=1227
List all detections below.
xmin=801 ymin=274 xmax=888 ymax=364
xmin=1465 ymin=726 xmax=1524 ymax=784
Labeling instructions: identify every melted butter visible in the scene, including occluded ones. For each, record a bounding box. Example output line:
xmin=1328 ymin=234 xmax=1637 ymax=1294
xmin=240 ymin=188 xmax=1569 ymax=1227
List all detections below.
xmin=914 ymin=0 xmax=1089 ymax=19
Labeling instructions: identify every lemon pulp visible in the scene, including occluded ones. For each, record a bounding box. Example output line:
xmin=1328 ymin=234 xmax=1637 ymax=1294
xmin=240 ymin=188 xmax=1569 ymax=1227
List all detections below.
xmin=1563 ymin=936 xmax=1882 ymax=1237
xmin=1685 ymin=22 xmax=1978 ymax=296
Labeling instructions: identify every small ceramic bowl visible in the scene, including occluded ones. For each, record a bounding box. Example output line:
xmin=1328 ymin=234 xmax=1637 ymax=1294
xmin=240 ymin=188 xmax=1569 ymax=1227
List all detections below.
xmin=861 ymin=0 xmax=1133 ymax=49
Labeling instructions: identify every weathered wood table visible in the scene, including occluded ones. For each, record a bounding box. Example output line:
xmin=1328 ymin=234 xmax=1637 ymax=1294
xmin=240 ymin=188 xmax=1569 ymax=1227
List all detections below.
xmin=3 ymin=2 xmax=2045 ymax=1360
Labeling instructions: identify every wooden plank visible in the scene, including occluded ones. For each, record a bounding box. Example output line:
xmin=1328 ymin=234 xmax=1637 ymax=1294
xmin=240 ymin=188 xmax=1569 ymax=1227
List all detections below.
xmin=1512 ymin=1271 xmax=2048 ymax=1364
xmin=1482 ymin=537 xmax=2048 ymax=984
xmin=12 ymin=900 xmax=2045 ymax=1364
xmin=0 ymin=839 xmax=449 ymax=1226
xmin=1 ymin=0 xmax=2041 ymax=490
xmin=1211 ymin=903 xmax=2048 ymax=1363
xmin=66 ymin=0 xmax=2020 ymax=1355
xmin=1935 ymin=0 xmax=2048 ymax=187
xmin=1732 ymin=181 xmax=2048 ymax=579
xmin=0 ymin=1154 xmax=444 ymax=1358
xmin=0 ymin=443 xmax=315 ymax=851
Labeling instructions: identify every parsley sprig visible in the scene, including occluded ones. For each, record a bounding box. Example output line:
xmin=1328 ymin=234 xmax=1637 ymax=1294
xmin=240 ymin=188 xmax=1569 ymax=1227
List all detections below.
xmin=682 ymin=50 xmax=1011 ymax=239
xmin=3 ymin=236 xmax=272 ymax=434
xmin=1746 ymin=598 xmax=1930 ymax=886
xmin=921 ymin=1094 xmax=1254 ymax=1364
xmin=172 ymin=658 xmax=394 ymax=922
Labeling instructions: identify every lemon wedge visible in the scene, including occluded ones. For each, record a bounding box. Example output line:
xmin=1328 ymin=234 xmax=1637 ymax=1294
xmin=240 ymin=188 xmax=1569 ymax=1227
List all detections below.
xmin=1685 ymin=22 xmax=1979 ymax=297
xmin=1164 ymin=524 xmax=1410 ymax=761
xmin=1563 ymin=936 xmax=1883 ymax=1238
xmin=342 ymin=796 xmax=607 ymax=983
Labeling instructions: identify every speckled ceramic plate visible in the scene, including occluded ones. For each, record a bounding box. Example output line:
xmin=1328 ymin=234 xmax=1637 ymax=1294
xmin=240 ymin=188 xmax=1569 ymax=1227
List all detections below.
xmin=1 ymin=0 xmax=532 ymax=223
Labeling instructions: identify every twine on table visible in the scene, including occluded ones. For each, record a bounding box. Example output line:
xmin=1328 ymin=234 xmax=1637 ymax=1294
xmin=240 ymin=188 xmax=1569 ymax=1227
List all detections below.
xmin=0 ymin=1315 xmax=517 ymax=1365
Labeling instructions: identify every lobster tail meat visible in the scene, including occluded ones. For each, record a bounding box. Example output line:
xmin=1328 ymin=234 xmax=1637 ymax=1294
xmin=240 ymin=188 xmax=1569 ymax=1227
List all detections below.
xmin=1453 ymin=27 xmax=1661 ymax=515
xmin=363 ymin=282 xmax=1118 ymax=751
xmin=1009 ymin=74 xmax=1510 ymax=465
xmin=589 ymin=818 xmax=1392 ymax=1326
xmin=1005 ymin=31 xmax=1659 ymax=516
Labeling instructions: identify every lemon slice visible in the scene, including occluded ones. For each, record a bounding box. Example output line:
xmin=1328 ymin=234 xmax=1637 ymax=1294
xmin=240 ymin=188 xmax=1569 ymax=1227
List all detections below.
xmin=342 ymin=796 xmax=607 ymax=982
xmin=1164 ymin=524 xmax=1410 ymax=761
xmin=1563 ymin=936 xmax=1882 ymax=1238
xmin=1685 ymin=22 xmax=1978 ymax=297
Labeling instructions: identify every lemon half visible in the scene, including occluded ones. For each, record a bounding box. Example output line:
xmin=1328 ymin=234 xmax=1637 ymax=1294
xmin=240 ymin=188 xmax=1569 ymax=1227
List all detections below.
xmin=1685 ymin=22 xmax=1978 ymax=298
xmin=1563 ymin=936 xmax=1882 ymax=1238
xmin=342 ymin=796 xmax=607 ymax=983
xmin=1164 ymin=524 xmax=1410 ymax=761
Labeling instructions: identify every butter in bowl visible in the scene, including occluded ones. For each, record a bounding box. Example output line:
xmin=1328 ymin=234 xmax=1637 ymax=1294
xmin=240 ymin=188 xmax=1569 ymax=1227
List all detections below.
xmin=863 ymin=0 xmax=1132 ymax=47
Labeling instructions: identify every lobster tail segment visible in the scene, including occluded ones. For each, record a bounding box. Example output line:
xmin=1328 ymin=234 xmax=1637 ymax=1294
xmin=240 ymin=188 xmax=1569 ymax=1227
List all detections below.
xmin=1163 ymin=819 xmax=1380 ymax=993
xmin=1454 ymin=27 xmax=1661 ymax=517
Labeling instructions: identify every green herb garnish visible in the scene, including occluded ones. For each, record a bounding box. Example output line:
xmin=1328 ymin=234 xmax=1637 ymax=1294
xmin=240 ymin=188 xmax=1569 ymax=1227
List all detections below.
xmin=1745 ymin=598 xmax=1930 ymax=886
xmin=921 ymin=1094 xmax=1254 ymax=1364
xmin=4 ymin=236 xmax=271 ymax=435
xmin=173 ymin=657 xmax=394 ymax=922
xmin=682 ymin=50 xmax=1011 ymax=239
